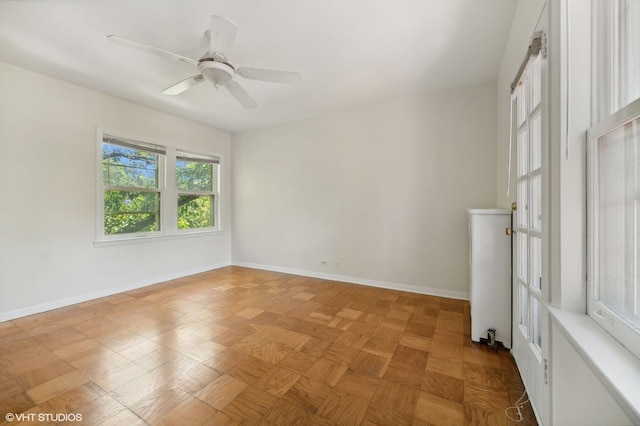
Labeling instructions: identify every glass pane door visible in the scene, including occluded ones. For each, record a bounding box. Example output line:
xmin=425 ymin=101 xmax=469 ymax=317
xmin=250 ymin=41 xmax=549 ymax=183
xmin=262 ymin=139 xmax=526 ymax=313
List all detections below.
xmin=511 ymin=45 xmax=549 ymax=425
xmin=515 ymin=54 xmax=544 ymax=356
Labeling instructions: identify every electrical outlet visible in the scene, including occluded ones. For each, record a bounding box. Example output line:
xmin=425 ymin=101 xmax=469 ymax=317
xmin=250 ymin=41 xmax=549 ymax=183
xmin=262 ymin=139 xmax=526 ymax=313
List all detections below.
xmin=321 ymin=260 xmax=328 ymax=266
xmin=334 ymin=261 xmax=341 ymax=268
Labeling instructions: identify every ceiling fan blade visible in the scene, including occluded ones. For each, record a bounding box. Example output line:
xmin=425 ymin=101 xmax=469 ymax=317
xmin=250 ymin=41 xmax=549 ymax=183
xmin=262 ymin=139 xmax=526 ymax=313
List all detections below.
xmin=226 ymin=81 xmax=258 ymax=109
xmin=107 ymin=35 xmax=197 ymax=65
xmin=208 ymin=15 xmax=238 ymax=60
xmin=237 ymin=67 xmax=302 ymax=85
xmin=162 ymin=75 xmax=204 ymax=95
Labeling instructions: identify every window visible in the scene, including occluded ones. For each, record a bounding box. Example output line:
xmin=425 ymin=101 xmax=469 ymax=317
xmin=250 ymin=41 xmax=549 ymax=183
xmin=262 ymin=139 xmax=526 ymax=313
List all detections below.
xmin=588 ymin=98 xmax=640 ymax=358
xmin=101 ymin=135 xmax=165 ymax=237
xmin=97 ymin=130 xmax=221 ymax=242
xmin=176 ymin=151 xmax=219 ymax=231
xmin=588 ymin=0 xmax=640 ymax=358
xmin=593 ymin=0 xmax=640 ymax=121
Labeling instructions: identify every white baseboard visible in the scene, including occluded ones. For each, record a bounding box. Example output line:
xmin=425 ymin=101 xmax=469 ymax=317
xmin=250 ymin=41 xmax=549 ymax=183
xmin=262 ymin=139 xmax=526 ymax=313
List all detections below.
xmin=232 ymin=261 xmax=469 ymax=301
xmin=0 ymin=261 xmax=231 ymax=322
xmin=0 ymin=260 xmax=468 ymax=323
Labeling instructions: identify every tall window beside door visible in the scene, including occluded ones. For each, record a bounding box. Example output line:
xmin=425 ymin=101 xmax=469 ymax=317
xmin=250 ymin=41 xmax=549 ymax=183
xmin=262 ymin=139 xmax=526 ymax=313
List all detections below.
xmin=588 ymin=0 xmax=640 ymax=358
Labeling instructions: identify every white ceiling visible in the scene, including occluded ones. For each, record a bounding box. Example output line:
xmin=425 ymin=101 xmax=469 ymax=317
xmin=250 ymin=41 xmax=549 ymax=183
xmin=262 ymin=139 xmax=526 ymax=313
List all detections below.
xmin=0 ymin=0 xmax=517 ymax=133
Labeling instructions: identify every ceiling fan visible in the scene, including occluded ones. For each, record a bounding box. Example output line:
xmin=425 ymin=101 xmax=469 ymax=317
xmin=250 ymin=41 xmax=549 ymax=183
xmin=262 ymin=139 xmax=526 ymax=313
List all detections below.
xmin=107 ymin=15 xmax=301 ymax=109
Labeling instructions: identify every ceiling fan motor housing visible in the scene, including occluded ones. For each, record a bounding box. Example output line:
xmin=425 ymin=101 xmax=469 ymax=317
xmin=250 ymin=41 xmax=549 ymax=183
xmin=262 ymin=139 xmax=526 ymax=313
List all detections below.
xmin=198 ymin=59 xmax=234 ymax=87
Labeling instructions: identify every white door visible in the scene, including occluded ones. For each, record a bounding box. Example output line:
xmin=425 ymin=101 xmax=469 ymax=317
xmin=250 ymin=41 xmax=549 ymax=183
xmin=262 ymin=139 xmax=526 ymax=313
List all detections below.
xmin=511 ymin=42 xmax=550 ymax=425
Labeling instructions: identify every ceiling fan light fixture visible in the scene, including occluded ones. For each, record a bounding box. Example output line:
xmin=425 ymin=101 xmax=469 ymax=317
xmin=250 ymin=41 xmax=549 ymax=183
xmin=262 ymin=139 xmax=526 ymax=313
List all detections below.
xmin=198 ymin=61 xmax=234 ymax=86
xmin=107 ymin=14 xmax=300 ymax=108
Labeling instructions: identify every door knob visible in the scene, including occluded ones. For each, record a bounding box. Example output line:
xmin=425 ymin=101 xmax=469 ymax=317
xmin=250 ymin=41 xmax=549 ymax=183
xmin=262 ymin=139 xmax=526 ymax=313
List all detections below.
xmin=506 ymin=228 xmax=515 ymax=236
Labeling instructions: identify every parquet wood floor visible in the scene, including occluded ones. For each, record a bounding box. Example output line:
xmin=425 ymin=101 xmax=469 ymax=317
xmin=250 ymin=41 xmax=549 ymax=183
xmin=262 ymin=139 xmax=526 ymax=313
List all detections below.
xmin=0 ymin=266 xmax=537 ymax=425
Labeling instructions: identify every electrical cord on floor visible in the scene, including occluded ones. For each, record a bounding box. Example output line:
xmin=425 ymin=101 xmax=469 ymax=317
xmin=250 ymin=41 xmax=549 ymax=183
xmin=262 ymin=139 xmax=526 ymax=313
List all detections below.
xmin=505 ymin=389 xmax=530 ymax=422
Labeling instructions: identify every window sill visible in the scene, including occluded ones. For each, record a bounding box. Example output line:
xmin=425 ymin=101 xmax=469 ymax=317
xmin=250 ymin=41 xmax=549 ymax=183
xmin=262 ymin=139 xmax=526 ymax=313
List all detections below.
xmin=549 ymin=307 xmax=640 ymax=424
xmin=94 ymin=229 xmax=224 ymax=248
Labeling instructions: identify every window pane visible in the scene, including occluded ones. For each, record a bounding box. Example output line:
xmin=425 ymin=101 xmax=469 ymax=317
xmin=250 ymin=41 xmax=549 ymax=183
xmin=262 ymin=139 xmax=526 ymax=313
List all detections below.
xmin=104 ymin=190 xmax=160 ymax=235
xmin=517 ymin=80 xmax=528 ymax=126
xmin=532 ymin=297 xmax=542 ymax=350
xmin=517 ymin=180 xmax=528 ymax=228
xmin=594 ymin=0 xmax=640 ymax=119
xmin=176 ymin=160 xmax=213 ymax=192
xmin=178 ymin=195 xmax=213 ymax=229
xmin=597 ymin=116 xmax=640 ymax=328
xmin=518 ymin=128 xmax=529 ymax=177
xmin=619 ymin=0 xmax=640 ymax=111
xmin=519 ymin=283 xmax=529 ymax=332
xmin=530 ymin=112 xmax=542 ymax=171
xmin=529 ymin=56 xmax=541 ymax=111
xmin=518 ymin=232 xmax=528 ymax=282
xmin=103 ymin=143 xmax=158 ymax=188
xmin=531 ymin=236 xmax=542 ymax=291
xmin=530 ymin=175 xmax=542 ymax=231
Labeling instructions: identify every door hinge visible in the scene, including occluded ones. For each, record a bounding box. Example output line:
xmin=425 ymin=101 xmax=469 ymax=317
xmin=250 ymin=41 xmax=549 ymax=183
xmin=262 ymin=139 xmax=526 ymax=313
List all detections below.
xmin=543 ymin=358 xmax=549 ymax=385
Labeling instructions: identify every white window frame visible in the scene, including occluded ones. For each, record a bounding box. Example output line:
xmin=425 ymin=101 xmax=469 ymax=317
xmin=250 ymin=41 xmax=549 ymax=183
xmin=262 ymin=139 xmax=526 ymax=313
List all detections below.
xmin=96 ymin=128 xmax=222 ymax=244
xmin=587 ymin=96 xmax=640 ymax=359
xmin=588 ymin=0 xmax=640 ymax=359
xmin=176 ymin=150 xmax=220 ymax=233
xmin=592 ymin=0 xmax=640 ymax=122
xmin=97 ymin=130 xmax=166 ymax=241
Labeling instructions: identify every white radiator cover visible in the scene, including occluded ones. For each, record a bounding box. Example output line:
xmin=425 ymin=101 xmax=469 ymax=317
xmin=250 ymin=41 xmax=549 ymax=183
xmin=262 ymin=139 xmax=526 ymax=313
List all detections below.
xmin=468 ymin=209 xmax=512 ymax=348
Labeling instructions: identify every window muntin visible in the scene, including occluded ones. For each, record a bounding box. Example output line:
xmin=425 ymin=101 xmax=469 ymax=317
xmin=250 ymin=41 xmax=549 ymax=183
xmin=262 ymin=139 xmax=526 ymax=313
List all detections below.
xmin=101 ymin=136 xmax=165 ymax=237
xmin=175 ymin=151 xmax=219 ymax=231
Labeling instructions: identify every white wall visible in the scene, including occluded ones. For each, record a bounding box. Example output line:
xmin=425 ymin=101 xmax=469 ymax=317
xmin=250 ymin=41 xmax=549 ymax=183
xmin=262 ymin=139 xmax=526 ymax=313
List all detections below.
xmin=0 ymin=61 xmax=232 ymax=320
xmin=231 ymin=84 xmax=497 ymax=298
xmin=551 ymin=323 xmax=632 ymax=426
